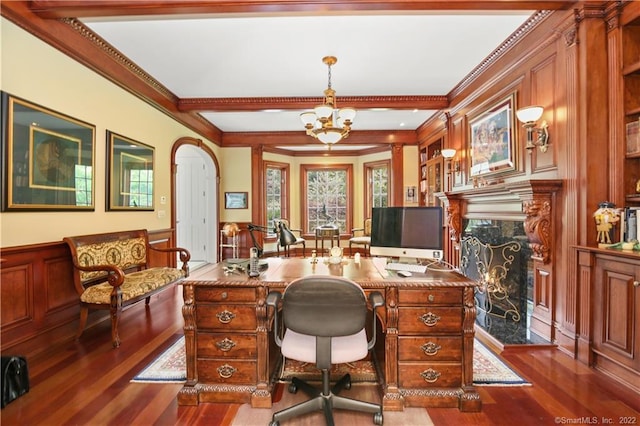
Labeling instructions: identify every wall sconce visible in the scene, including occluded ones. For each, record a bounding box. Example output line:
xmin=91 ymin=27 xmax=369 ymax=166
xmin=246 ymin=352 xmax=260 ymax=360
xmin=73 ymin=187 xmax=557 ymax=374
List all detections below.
xmin=441 ymin=148 xmax=457 ymax=191
xmin=516 ymin=106 xmax=549 ymax=153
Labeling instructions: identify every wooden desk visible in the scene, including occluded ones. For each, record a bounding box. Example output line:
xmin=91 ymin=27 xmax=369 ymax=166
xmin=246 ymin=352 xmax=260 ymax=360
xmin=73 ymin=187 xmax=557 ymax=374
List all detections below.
xmin=177 ymin=257 xmax=481 ymax=412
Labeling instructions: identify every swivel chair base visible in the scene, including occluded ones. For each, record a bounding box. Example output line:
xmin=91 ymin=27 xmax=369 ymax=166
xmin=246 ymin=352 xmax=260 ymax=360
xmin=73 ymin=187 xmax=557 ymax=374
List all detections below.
xmin=269 ymin=371 xmax=383 ymax=426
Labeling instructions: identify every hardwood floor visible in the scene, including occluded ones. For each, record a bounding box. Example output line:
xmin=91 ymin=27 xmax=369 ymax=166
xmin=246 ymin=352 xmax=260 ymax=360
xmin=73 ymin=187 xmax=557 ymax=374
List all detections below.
xmin=2 ymin=285 xmax=638 ymax=426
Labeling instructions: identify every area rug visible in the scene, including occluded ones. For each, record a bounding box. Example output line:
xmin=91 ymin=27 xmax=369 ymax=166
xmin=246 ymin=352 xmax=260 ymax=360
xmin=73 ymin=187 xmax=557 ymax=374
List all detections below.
xmin=131 ymin=336 xmax=529 ymax=386
xmin=231 ymin=382 xmax=433 ymax=426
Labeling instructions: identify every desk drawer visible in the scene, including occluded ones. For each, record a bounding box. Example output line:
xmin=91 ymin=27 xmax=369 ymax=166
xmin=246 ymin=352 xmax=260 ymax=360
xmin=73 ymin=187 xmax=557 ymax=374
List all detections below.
xmin=198 ymin=333 xmax=257 ymax=358
xmin=196 ymin=287 xmax=256 ymax=303
xmin=398 ymin=336 xmax=462 ymax=361
xmin=197 ymin=359 xmax=256 ymax=384
xmin=398 ymin=288 xmax=462 ymax=306
xmin=398 ymin=307 xmax=462 ymax=334
xmin=398 ymin=362 xmax=462 ymax=388
xmin=197 ymin=305 xmax=257 ymax=330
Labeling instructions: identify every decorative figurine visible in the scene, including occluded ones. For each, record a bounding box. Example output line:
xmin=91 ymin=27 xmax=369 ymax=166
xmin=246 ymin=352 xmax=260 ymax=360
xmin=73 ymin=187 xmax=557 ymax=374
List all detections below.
xmin=593 ymin=202 xmax=621 ymax=246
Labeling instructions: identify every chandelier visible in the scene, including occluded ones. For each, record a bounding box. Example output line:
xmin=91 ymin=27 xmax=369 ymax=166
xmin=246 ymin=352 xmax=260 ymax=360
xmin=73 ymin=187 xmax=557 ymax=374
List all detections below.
xmin=300 ymin=56 xmax=356 ymax=145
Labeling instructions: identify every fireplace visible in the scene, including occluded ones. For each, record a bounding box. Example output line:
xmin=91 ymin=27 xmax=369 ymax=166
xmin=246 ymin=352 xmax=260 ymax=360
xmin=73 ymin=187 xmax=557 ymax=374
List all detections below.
xmin=440 ymin=179 xmax=562 ymax=345
xmin=460 ymin=220 xmax=546 ymax=344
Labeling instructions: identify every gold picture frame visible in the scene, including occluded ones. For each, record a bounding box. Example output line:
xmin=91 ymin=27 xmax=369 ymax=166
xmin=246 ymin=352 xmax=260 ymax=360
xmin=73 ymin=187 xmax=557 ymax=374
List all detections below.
xmin=468 ymin=93 xmax=517 ymax=178
xmin=106 ymin=131 xmax=155 ymax=211
xmin=1 ymin=92 xmax=96 ymax=211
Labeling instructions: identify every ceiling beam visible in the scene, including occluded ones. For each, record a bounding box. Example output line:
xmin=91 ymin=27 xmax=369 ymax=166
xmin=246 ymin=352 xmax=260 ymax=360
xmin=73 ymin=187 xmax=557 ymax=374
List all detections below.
xmin=221 ymin=129 xmax=417 ymax=146
xmin=178 ymin=95 xmax=449 ymax=112
xmin=30 ymin=0 xmax=576 ymax=19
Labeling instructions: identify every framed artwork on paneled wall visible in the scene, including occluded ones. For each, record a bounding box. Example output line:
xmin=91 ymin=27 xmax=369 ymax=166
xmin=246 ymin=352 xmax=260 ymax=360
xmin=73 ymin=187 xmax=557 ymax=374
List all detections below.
xmin=1 ymin=92 xmax=96 ymax=211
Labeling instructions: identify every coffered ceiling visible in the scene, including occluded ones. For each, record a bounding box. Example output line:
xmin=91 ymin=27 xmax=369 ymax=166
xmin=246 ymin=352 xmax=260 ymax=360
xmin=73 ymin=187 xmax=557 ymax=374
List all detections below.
xmin=22 ymin=1 xmax=576 ymax=153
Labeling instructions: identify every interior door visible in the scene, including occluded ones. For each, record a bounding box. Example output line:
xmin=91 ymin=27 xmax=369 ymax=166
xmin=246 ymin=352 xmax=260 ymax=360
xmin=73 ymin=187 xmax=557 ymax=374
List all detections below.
xmin=176 ymin=153 xmax=209 ymax=262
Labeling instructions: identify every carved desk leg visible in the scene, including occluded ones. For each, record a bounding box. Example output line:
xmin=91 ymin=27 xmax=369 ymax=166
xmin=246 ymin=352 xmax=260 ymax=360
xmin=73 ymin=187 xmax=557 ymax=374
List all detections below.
xmin=252 ymin=285 xmax=272 ymax=408
xmin=459 ymin=286 xmax=481 ymax=412
xmin=382 ymin=286 xmax=404 ymax=411
xmin=178 ymin=284 xmax=199 ymax=405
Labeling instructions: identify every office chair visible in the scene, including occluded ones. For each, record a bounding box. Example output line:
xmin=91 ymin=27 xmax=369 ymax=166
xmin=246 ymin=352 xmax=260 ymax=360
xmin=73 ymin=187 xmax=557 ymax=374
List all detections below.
xmin=274 ymin=219 xmax=306 ymax=257
xmin=266 ymin=276 xmax=384 ymax=426
xmin=349 ymin=218 xmax=372 ymax=256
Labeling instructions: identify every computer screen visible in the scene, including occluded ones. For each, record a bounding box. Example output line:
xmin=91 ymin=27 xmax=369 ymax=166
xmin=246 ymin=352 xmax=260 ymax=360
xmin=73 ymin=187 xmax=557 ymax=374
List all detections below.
xmin=370 ymin=206 xmax=444 ymax=261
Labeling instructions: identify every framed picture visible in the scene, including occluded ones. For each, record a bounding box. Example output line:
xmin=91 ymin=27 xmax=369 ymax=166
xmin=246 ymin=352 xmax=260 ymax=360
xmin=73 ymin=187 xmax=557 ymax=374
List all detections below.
xmin=106 ymin=131 xmax=154 ymax=211
xmin=405 ymin=186 xmax=417 ymax=203
xmin=1 ymin=92 xmax=96 ymax=211
xmin=468 ymin=93 xmax=517 ymax=177
xmin=225 ymin=192 xmax=248 ymax=209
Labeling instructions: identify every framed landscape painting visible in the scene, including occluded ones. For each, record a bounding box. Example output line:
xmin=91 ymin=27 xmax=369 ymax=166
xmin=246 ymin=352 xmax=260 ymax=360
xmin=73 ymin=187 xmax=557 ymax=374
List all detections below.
xmin=468 ymin=93 xmax=517 ymax=178
xmin=1 ymin=92 xmax=95 ymax=211
xmin=225 ymin=192 xmax=248 ymax=209
xmin=106 ymin=131 xmax=155 ymax=211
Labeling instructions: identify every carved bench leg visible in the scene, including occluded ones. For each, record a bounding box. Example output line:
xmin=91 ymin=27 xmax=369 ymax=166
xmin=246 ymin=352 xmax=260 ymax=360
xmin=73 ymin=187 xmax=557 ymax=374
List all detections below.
xmin=76 ymin=305 xmax=89 ymax=339
xmin=110 ymin=291 xmax=123 ymax=348
xmin=145 ymin=295 xmax=151 ymax=305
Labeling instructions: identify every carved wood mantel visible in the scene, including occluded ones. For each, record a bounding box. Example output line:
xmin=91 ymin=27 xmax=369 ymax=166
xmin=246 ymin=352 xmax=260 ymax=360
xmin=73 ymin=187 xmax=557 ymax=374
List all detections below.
xmin=439 ymin=179 xmax=562 ymax=264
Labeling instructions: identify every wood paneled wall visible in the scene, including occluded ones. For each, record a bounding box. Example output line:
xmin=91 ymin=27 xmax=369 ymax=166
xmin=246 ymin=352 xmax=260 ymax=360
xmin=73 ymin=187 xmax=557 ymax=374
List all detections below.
xmin=0 ymin=229 xmax=178 ymax=358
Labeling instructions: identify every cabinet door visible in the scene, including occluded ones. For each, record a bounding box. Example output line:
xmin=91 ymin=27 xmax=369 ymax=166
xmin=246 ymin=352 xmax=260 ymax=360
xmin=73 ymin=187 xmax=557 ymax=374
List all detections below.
xmin=593 ymin=256 xmax=640 ymax=373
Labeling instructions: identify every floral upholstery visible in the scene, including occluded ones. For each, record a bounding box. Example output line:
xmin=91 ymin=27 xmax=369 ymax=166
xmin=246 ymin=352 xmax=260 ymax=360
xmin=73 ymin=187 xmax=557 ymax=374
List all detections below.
xmin=80 ymin=267 xmax=186 ymax=304
xmin=76 ymin=237 xmax=147 ymax=283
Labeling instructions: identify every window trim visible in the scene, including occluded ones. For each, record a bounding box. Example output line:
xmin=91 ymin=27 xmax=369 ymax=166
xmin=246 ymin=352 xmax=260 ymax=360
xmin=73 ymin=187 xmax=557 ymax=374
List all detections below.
xmin=300 ymin=163 xmax=353 ymax=237
xmin=263 ymin=160 xmax=290 ymax=241
xmin=363 ymin=159 xmax=390 ymax=218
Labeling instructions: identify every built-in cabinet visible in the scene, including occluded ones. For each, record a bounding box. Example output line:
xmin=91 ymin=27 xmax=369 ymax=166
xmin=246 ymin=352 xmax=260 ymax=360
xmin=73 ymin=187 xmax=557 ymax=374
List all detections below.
xmin=623 ymin=7 xmax=640 ymax=205
xmin=419 ymin=139 xmax=443 ymax=206
xmin=577 ymin=248 xmax=640 ymax=393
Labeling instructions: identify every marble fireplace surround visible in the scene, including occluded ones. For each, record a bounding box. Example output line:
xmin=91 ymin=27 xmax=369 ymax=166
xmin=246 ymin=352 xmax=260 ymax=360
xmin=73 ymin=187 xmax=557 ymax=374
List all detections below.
xmin=439 ymin=179 xmax=563 ymax=344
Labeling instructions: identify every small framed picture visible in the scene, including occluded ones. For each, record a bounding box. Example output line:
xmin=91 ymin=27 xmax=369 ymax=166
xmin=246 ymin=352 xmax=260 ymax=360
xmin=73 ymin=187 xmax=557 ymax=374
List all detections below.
xmin=405 ymin=186 xmax=417 ymax=203
xmin=225 ymin=192 xmax=248 ymax=209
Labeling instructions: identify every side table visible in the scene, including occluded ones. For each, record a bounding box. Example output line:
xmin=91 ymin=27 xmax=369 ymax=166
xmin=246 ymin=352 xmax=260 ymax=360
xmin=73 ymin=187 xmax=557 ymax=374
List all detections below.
xmin=315 ymin=225 xmax=339 ymax=255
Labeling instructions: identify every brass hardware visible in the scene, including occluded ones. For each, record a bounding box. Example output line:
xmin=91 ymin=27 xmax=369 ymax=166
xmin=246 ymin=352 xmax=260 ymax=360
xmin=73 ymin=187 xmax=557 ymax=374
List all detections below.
xmin=216 ymin=310 xmax=236 ymax=324
xmin=421 ymin=341 xmax=441 ymax=356
xmin=634 ymin=280 xmax=640 ymax=287
xmin=420 ymin=368 xmax=441 ymax=383
xmin=427 ymin=294 xmax=435 ymax=302
xmin=217 ymin=364 xmax=237 ymax=379
xmin=215 ymin=337 xmax=237 ymax=352
xmin=221 ymin=292 xmax=228 ymax=299
xmin=419 ymin=312 xmax=440 ymax=327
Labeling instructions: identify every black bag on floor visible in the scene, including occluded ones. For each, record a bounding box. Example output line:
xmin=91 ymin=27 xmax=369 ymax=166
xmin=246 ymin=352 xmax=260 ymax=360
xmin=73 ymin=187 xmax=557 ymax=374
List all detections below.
xmin=1 ymin=356 xmax=29 ymax=408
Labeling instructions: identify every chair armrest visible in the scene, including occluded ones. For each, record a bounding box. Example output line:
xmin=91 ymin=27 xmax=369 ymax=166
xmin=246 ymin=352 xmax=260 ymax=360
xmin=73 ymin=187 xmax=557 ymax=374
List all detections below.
xmin=266 ymin=291 xmax=282 ymax=308
xmin=149 ymin=246 xmax=191 ymax=275
xmin=266 ymin=291 xmax=283 ymax=347
xmin=73 ymin=263 xmax=126 ymax=288
xmin=367 ymin=291 xmax=384 ymax=350
xmin=369 ymin=291 xmax=384 ymax=310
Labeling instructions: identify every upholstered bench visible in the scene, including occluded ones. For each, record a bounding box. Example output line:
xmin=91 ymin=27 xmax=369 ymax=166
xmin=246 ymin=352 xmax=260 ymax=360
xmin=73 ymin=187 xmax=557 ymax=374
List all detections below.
xmin=64 ymin=229 xmax=190 ymax=348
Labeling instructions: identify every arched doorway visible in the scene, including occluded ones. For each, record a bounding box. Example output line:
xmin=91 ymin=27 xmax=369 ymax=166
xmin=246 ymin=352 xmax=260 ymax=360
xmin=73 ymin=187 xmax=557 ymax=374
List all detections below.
xmin=172 ymin=138 xmax=219 ymax=267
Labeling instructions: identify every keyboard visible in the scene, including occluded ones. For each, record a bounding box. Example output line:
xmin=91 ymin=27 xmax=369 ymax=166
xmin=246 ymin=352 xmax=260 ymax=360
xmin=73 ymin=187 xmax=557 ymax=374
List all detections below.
xmin=385 ymin=262 xmax=426 ymax=274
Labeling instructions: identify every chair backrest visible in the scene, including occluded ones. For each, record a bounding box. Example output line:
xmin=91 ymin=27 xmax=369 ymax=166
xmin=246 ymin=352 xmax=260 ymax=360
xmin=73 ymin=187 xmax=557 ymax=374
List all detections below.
xmin=283 ymin=276 xmax=367 ymax=337
xmin=364 ymin=218 xmax=372 ymax=236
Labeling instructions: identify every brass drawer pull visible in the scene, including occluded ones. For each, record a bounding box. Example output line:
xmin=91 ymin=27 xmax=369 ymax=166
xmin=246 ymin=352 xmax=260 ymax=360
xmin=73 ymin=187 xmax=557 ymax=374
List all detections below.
xmin=217 ymin=364 xmax=237 ymax=379
xmin=420 ymin=368 xmax=441 ymax=383
xmin=216 ymin=310 xmax=236 ymax=324
xmin=419 ymin=312 xmax=440 ymax=327
xmin=215 ymin=337 xmax=237 ymax=352
xmin=421 ymin=341 xmax=441 ymax=356
xmin=428 ymin=294 xmax=435 ymax=302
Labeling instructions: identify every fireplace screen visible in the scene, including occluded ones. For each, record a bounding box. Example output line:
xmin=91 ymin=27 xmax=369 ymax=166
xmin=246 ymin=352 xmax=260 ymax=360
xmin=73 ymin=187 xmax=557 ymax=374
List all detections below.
xmin=460 ymin=220 xmax=544 ymax=344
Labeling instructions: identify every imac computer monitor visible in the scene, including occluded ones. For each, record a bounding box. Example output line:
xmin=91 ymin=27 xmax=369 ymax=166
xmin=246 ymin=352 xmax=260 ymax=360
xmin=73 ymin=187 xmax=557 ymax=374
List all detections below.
xmin=370 ymin=206 xmax=443 ymax=261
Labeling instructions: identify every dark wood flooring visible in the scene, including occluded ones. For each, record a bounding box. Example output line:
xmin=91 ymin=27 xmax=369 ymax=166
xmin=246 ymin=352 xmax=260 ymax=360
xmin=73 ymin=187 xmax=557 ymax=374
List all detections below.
xmin=2 ymin=285 xmax=639 ymax=425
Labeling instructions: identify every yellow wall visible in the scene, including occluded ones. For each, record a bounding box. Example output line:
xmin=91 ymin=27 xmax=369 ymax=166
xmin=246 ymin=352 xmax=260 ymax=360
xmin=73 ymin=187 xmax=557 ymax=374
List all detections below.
xmin=0 ymin=18 xmax=420 ymax=248
xmin=0 ymin=18 xmax=217 ymax=247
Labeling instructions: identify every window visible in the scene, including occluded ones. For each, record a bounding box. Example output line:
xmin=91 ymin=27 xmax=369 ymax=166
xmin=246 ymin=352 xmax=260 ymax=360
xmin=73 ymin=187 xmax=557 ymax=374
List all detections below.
xmin=302 ymin=164 xmax=353 ymax=234
xmin=74 ymin=164 xmax=92 ymax=206
xmin=364 ymin=160 xmax=389 ymax=215
xmin=264 ymin=161 xmax=289 ymax=236
xmin=127 ymin=168 xmax=153 ymax=208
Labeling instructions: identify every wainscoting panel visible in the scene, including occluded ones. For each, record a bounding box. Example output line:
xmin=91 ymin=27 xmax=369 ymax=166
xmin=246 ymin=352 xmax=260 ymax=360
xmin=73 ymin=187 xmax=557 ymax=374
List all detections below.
xmin=0 ymin=229 xmax=179 ymax=358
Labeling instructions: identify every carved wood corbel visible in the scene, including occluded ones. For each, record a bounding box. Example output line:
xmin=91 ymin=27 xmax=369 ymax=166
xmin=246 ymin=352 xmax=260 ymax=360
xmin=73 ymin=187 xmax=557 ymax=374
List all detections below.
xmin=522 ymin=196 xmax=553 ymax=263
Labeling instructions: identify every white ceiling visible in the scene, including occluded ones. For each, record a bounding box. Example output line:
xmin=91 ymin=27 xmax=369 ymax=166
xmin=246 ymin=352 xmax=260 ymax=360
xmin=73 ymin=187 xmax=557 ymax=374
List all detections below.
xmin=80 ymin=11 xmax=534 ymax=141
